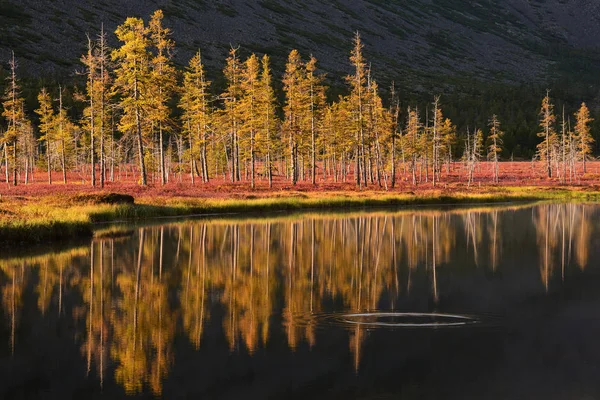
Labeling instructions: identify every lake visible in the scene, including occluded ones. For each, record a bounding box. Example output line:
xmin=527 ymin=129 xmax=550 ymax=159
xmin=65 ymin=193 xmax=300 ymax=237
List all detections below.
xmin=2 ymin=203 xmax=600 ymax=399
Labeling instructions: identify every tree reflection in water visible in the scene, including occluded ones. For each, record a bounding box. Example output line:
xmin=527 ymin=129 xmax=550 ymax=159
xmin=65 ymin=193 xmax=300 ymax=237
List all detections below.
xmin=0 ymin=203 xmax=596 ymax=395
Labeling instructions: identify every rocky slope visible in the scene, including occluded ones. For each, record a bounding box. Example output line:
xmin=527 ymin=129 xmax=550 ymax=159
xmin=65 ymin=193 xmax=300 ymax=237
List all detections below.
xmin=2 ymin=0 xmax=600 ymax=89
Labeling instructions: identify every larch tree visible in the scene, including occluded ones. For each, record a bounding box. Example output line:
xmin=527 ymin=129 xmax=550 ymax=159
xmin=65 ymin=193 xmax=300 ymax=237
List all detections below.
xmin=537 ymin=90 xmax=557 ymax=178
xmin=366 ymin=77 xmax=390 ymax=189
xmin=97 ymin=23 xmax=112 ymax=187
xmin=81 ymin=33 xmax=99 ymax=186
xmin=389 ymin=83 xmax=400 ymax=188
xmin=305 ymin=55 xmax=326 ymax=185
xmin=112 ymin=17 xmax=151 ymax=186
xmin=347 ymin=32 xmax=367 ymax=188
xmin=221 ymin=47 xmax=243 ymax=182
xmin=149 ymin=10 xmax=177 ymax=185
xmin=404 ymin=107 xmax=422 ymax=185
xmin=257 ymin=55 xmax=278 ymax=188
xmin=574 ymin=102 xmax=593 ymax=174
xmin=2 ymin=52 xmax=28 ymax=186
xmin=487 ymin=114 xmax=503 ymax=183
xmin=282 ymin=49 xmax=306 ymax=185
xmin=439 ymin=117 xmax=456 ymax=174
xmin=55 ymin=86 xmax=72 ymax=184
xmin=240 ymin=53 xmax=261 ymax=189
xmin=35 ymin=88 xmax=56 ymax=184
xmin=180 ymin=50 xmax=212 ymax=184
xmin=466 ymin=128 xmax=484 ymax=187
xmin=430 ymin=96 xmax=443 ymax=186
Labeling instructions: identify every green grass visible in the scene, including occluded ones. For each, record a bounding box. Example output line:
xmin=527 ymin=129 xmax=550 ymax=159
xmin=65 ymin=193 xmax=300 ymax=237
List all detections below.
xmin=2 ymin=187 xmax=600 ymax=246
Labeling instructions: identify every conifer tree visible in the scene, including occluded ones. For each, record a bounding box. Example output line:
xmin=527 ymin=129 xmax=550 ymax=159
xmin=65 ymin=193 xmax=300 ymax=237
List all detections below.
xmin=149 ymin=10 xmax=176 ymax=185
xmin=431 ymin=96 xmax=443 ymax=186
xmin=55 ymin=86 xmax=72 ymax=184
xmin=404 ymin=107 xmax=421 ymax=185
xmin=257 ymin=55 xmax=278 ymax=188
xmin=574 ymin=102 xmax=593 ymax=173
xmin=466 ymin=128 xmax=483 ymax=187
xmin=488 ymin=114 xmax=503 ymax=183
xmin=439 ymin=117 xmax=456 ymax=174
xmin=35 ymin=88 xmax=56 ymax=184
xmin=389 ymin=83 xmax=400 ymax=188
xmin=282 ymin=49 xmax=306 ymax=185
xmin=81 ymin=34 xmax=98 ymax=186
xmin=305 ymin=56 xmax=326 ymax=185
xmin=112 ymin=17 xmax=151 ymax=186
xmin=240 ymin=54 xmax=261 ymax=189
xmin=537 ymin=91 xmax=557 ymax=178
xmin=222 ymin=47 xmax=243 ymax=182
xmin=181 ymin=50 xmax=212 ymax=184
xmin=1 ymin=53 xmax=28 ymax=186
xmin=97 ymin=24 xmax=112 ymax=187
xmin=347 ymin=32 xmax=367 ymax=188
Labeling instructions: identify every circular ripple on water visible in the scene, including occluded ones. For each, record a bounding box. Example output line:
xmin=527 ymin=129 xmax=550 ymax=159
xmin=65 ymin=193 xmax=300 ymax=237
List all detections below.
xmin=334 ymin=312 xmax=479 ymax=328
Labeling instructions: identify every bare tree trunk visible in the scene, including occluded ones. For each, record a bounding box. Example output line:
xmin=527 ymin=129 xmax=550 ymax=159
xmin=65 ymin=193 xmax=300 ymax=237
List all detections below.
xmin=134 ymin=74 xmax=147 ymax=186
xmin=159 ymin=123 xmax=165 ymax=185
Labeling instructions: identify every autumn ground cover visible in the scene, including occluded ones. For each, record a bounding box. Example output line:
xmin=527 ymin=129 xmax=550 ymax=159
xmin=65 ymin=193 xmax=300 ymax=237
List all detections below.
xmin=2 ymin=161 xmax=600 ymax=246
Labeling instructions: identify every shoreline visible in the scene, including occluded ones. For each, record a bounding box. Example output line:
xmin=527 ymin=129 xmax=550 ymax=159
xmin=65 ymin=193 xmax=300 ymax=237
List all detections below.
xmin=1 ymin=187 xmax=599 ymax=246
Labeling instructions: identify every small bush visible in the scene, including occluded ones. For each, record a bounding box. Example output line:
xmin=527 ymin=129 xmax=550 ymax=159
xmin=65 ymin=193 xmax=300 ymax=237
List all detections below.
xmin=72 ymin=193 xmax=135 ymax=205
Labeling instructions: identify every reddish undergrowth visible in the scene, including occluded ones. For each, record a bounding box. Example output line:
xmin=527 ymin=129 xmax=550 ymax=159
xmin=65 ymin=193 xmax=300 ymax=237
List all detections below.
xmin=1 ymin=161 xmax=600 ymax=199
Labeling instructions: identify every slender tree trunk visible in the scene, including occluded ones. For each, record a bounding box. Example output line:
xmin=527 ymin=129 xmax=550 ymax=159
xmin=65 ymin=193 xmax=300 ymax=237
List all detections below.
xmin=311 ymin=83 xmax=316 ymax=185
xmin=12 ymin=143 xmax=17 ymax=186
xmin=251 ymin=128 xmax=255 ymax=189
xmin=47 ymin=142 xmax=52 ymax=184
xmin=134 ymin=74 xmax=147 ymax=186
xmin=159 ymin=123 xmax=166 ymax=185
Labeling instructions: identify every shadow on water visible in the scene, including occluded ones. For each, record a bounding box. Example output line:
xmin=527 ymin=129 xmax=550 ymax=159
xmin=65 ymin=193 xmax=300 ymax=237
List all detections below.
xmin=1 ymin=202 xmax=600 ymax=399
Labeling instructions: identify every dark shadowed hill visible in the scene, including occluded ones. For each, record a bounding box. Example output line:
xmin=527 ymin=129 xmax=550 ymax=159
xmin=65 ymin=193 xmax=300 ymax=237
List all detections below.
xmin=2 ymin=0 xmax=600 ymax=91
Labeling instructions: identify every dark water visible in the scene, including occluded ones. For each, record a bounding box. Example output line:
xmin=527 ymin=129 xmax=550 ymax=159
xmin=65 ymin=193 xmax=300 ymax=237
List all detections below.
xmin=2 ymin=203 xmax=600 ymax=399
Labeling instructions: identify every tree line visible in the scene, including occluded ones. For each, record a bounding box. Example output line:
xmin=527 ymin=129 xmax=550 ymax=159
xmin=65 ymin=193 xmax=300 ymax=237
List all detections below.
xmin=0 ymin=10 xmax=595 ymax=188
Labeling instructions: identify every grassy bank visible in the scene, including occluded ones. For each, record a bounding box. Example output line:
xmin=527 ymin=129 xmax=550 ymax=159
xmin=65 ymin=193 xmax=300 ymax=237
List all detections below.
xmin=2 ymin=187 xmax=600 ymax=245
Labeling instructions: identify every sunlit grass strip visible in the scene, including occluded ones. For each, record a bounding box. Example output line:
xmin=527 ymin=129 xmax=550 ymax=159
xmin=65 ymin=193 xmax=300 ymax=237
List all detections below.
xmin=88 ymin=190 xmax=560 ymax=222
xmin=2 ymin=187 xmax=600 ymax=246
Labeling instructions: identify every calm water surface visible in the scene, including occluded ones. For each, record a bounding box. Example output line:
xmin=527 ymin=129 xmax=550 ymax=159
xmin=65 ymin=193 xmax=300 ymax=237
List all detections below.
xmin=2 ymin=203 xmax=600 ymax=399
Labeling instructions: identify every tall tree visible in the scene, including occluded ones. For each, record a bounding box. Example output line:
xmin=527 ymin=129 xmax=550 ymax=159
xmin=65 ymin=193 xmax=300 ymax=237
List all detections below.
xmin=389 ymin=83 xmax=400 ymax=188
xmin=431 ymin=96 xmax=442 ymax=186
xmin=81 ymin=34 xmax=98 ymax=186
xmin=181 ymin=50 xmax=212 ymax=184
xmin=257 ymin=55 xmax=278 ymax=188
xmin=537 ymin=91 xmax=557 ymax=178
xmin=240 ymin=54 xmax=261 ymax=189
xmin=1 ymin=52 xmax=28 ymax=186
xmin=488 ymin=114 xmax=503 ymax=183
xmin=36 ymin=88 xmax=56 ymax=184
xmin=222 ymin=47 xmax=243 ymax=182
xmin=55 ymin=86 xmax=73 ymax=184
xmin=574 ymin=102 xmax=593 ymax=174
xmin=112 ymin=17 xmax=151 ymax=186
xmin=148 ymin=10 xmax=176 ymax=185
xmin=347 ymin=32 xmax=367 ymax=188
xmin=97 ymin=24 xmax=112 ymax=187
xmin=282 ymin=49 xmax=306 ymax=185
xmin=305 ymin=56 xmax=326 ymax=185
xmin=404 ymin=107 xmax=422 ymax=185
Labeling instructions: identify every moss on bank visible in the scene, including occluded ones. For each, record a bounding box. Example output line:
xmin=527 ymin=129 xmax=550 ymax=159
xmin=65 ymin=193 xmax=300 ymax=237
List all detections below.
xmin=1 ymin=187 xmax=600 ymax=246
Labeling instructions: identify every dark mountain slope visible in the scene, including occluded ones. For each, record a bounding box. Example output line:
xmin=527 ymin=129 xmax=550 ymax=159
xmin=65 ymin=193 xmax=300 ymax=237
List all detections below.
xmin=2 ymin=0 xmax=600 ymax=90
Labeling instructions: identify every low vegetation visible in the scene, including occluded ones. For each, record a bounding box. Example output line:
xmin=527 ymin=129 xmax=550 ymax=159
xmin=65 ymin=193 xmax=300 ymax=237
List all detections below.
xmin=2 ymin=186 xmax=600 ymax=246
